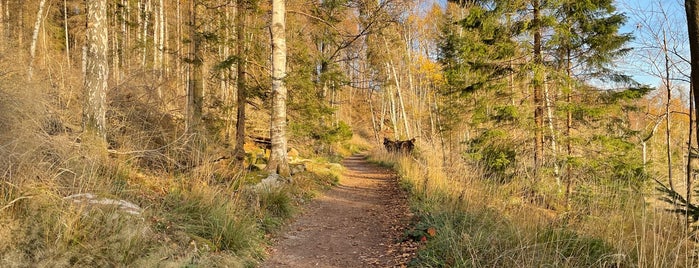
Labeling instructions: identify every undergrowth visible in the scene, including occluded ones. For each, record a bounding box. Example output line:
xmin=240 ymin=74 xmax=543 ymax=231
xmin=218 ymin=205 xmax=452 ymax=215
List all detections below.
xmin=0 ymin=51 xmax=349 ymax=267
xmin=370 ymin=141 xmax=698 ymax=267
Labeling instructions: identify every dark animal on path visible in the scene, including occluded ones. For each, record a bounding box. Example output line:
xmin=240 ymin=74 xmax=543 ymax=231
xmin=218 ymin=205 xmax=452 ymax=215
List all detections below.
xmin=383 ymin=137 xmax=398 ymax=152
xmin=398 ymin=138 xmax=416 ymax=154
xmin=384 ymin=137 xmax=415 ymax=154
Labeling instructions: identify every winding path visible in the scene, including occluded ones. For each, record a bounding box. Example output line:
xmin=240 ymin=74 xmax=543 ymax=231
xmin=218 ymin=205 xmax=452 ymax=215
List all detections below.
xmin=261 ymin=154 xmax=416 ymax=268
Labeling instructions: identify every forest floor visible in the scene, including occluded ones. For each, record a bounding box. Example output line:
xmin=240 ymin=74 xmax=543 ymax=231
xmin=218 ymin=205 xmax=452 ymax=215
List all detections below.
xmin=261 ymin=154 xmax=418 ymax=268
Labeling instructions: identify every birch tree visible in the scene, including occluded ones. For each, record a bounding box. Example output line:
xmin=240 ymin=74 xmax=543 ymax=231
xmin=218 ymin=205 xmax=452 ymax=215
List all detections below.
xmin=83 ymin=0 xmax=109 ymax=141
xmin=266 ymin=0 xmax=290 ymax=177
xmin=28 ymin=0 xmax=47 ymax=79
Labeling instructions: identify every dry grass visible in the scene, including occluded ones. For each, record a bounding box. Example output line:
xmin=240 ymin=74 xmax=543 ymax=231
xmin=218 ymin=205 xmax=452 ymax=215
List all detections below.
xmin=370 ymin=139 xmax=699 ymax=267
xmin=0 ymin=48 xmax=353 ymax=267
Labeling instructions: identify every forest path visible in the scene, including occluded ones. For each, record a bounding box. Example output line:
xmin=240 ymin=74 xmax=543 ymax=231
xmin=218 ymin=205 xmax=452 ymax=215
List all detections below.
xmin=261 ymin=154 xmax=416 ymax=268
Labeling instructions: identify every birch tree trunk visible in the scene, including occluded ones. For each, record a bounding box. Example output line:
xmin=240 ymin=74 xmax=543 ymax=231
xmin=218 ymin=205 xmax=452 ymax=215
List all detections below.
xmin=153 ymin=0 xmax=160 ymax=72
xmin=390 ymin=61 xmax=410 ymax=138
xmin=64 ymin=0 xmax=71 ymax=67
xmin=266 ymin=0 xmax=290 ymax=177
xmin=28 ymin=0 xmax=47 ymax=79
xmin=233 ymin=0 xmax=248 ymax=161
xmin=83 ymin=0 xmax=109 ymax=141
xmin=382 ymin=37 xmax=410 ymax=138
xmin=543 ymin=79 xmax=561 ymax=189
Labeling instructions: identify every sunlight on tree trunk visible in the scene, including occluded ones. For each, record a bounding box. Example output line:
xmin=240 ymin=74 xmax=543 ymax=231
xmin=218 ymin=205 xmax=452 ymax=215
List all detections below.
xmin=266 ymin=0 xmax=290 ymax=177
xmin=28 ymin=0 xmax=47 ymax=80
xmin=543 ymin=78 xmax=561 ymax=188
xmin=83 ymin=0 xmax=109 ymax=142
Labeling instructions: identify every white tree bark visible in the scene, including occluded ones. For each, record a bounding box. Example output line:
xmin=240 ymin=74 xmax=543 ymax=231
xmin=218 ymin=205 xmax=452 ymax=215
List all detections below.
xmin=63 ymin=0 xmax=71 ymax=68
xmin=543 ymin=78 xmax=561 ymax=189
xmin=28 ymin=0 xmax=47 ymax=79
xmin=266 ymin=0 xmax=290 ymax=177
xmin=83 ymin=0 xmax=109 ymax=141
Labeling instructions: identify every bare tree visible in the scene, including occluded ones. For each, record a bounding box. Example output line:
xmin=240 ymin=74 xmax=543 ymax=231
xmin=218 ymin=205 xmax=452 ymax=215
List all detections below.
xmin=266 ymin=0 xmax=290 ymax=177
xmin=83 ymin=0 xmax=109 ymax=141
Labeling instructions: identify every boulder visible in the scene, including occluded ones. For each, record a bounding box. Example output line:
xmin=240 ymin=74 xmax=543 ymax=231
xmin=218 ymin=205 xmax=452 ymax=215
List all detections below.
xmin=64 ymin=193 xmax=142 ymax=216
xmin=252 ymin=173 xmax=284 ymax=192
xmin=290 ymin=162 xmax=306 ymax=175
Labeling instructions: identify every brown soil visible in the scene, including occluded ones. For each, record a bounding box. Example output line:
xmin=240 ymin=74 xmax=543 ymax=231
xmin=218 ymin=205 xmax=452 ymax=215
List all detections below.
xmin=261 ymin=154 xmax=418 ymax=268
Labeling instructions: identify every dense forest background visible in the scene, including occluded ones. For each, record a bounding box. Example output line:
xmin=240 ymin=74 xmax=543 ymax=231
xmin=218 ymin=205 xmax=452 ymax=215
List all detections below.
xmin=2 ymin=0 xmax=699 ymax=266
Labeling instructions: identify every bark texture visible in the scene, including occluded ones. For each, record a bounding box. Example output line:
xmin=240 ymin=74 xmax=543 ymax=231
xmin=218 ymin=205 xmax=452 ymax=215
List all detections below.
xmin=266 ymin=0 xmax=290 ymax=177
xmin=234 ymin=0 xmax=247 ymax=161
xmin=187 ymin=0 xmax=203 ymax=132
xmin=83 ymin=0 xmax=109 ymax=140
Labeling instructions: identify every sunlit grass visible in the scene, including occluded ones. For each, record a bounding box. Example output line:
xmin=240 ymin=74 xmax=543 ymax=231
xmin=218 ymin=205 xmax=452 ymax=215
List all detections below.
xmin=371 ymin=140 xmax=699 ymax=267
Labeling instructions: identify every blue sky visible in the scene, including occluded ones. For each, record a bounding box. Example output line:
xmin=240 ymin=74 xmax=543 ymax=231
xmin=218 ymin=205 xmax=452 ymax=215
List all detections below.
xmin=617 ymin=0 xmax=690 ymax=91
xmin=427 ymin=0 xmax=690 ymax=90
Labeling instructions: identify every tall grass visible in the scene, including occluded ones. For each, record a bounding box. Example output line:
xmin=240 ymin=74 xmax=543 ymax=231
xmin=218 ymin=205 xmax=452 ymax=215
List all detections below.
xmin=371 ymin=141 xmax=698 ymax=267
xmin=0 ymin=50 xmax=346 ymax=267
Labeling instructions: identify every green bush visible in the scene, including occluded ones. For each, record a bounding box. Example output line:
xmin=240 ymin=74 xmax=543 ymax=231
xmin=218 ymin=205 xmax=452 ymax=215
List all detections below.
xmin=466 ymin=130 xmax=516 ymax=181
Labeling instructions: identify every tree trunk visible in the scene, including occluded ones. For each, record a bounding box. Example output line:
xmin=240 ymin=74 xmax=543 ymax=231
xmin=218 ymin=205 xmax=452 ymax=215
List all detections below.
xmin=0 ymin=0 xmax=4 ymax=50
xmin=176 ymin=0 xmax=182 ymax=92
xmin=266 ymin=0 xmax=290 ymax=177
xmin=63 ymin=0 xmax=71 ymax=67
xmin=112 ymin=2 xmax=120 ymax=83
xmin=369 ymin=90 xmax=379 ymax=143
xmin=543 ymin=78 xmax=561 ymax=188
xmin=688 ymin=87 xmax=695 ymax=207
xmin=83 ymin=0 xmax=109 ymax=141
xmin=233 ymin=0 xmax=247 ymax=161
xmin=533 ymin=0 xmax=544 ymax=170
xmin=28 ymin=0 xmax=47 ymax=79
xmin=17 ymin=4 xmax=23 ymax=47
xmin=687 ymin=0 xmax=699 ymax=169
xmin=565 ymin=49 xmax=573 ymax=204
xmin=663 ymin=30 xmax=675 ymax=191
xmin=159 ymin=0 xmax=165 ymax=74
xmin=142 ymin=0 xmax=150 ymax=67
xmin=187 ymin=0 xmax=203 ymax=131
xmin=383 ymin=36 xmax=411 ymax=138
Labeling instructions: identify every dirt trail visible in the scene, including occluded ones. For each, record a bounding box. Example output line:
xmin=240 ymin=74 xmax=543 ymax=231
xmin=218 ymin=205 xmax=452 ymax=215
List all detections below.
xmin=261 ymin=154 xmax=416 ymax=268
